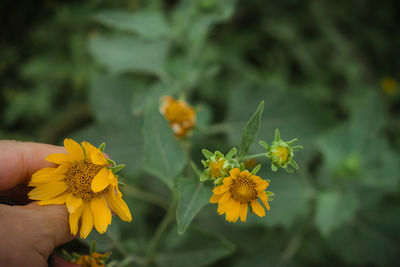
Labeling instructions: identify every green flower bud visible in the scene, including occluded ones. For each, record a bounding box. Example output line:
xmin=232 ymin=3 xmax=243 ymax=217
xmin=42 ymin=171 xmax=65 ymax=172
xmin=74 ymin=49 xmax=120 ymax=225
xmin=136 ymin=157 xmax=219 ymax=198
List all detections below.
xmin=260 ymin=129 xmax=303 ymax=172
xmin=200 ymin=147 xmax=239 ymax=184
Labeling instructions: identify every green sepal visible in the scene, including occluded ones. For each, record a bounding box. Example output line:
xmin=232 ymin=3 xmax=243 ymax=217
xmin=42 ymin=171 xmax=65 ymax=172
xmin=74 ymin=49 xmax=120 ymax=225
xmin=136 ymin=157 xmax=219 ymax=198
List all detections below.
xmin=292 ymin=145 xmax=304 ymax=151
xmin=287 ymin=138 xmax=298 ymax=145
xmin=202 ymin=149 xmax=214 ymax=160
xmin=274 ymin=128 xmax=280 ymax=142
xmin=271 ymin=163 xmax=278 ymax=172
xmin=225 ymin=147 xmax=237 ymax=160
xmin=266 ymin=191 xmax=275 ymax=201
xmin=72 ymin=252 xmax=81 ymax=260
xmin=259 ymin=140 xmax=269 ymax=150
xmin=214 ymin=177 xmax=224 ymax=185
xmin=200 ymin=171 xmax=210 ymax=182
xmin=251 ymin=164 xmax=261 ymax=175
xmin=61 ymin=249 xmax=72 ymax=261
xmin=110 ymin=164 xmax=126 ymax=173
xmin=290 ymin=159 xmax=299 ymax=170
xmin=107 ymin=158 xmax=116 ymax=166
xmin=118 ymin=180 xmax=127 ymax=187
xmin=201 ymin=159 xmax=208 ymax=168
xmin=239 ymin=163 xmax=246 ymax=171
xmin=89 ymin=240 xmax=97 ymax=255
xmin=98 ymin=142 xmax=106 ymax=152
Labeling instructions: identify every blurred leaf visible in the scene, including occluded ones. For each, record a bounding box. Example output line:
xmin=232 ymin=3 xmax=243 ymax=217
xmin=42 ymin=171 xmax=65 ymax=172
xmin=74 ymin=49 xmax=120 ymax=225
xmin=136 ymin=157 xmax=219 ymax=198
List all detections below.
xmin=155 ymin=228 xmax=234 ymax=267
xmin=132 ymin=83 xmax=175 ymax=115
xmin=176 ymin=178 xmax=212 ymax=235
xmin=89 ymin=34 xmax=170 ymax=76
xmin=94 ymin=10 xmax=170 ymax=40
xmin=315 ymin=191 xmax=359 ymax=237
xmin=238 ymin=101 xmax=264 ymax=157
xmin=89 ymin=74 xmax=135 ymax=124
xmin=143 ymin=101 xmax=187 ymax=188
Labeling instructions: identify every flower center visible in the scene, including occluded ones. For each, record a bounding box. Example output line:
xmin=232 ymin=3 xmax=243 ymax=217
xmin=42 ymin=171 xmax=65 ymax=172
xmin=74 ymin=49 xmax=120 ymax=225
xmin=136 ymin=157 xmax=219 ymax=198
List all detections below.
xmin=65 ymin=159 xmax=105 ymax=201
xmin=164 ymin=101 xmax=194 ymax=123
xmin=210 ymin=159 xmax=225 ymax=178
xmin=230 ymin=175 xmax=258 ymax=204
xmin=273 ymin=146 xmax=288 ymax=163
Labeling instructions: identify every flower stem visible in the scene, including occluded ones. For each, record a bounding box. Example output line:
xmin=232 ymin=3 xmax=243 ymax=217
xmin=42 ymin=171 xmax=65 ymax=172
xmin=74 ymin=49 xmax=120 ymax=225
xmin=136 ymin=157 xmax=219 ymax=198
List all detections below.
xmin=124 ymin=185 xmax=168 ymax=209
xmin=240 ymin=153 xmax=267 ymax=161
xmin=145 ymin=196 xmax=177 ymax=265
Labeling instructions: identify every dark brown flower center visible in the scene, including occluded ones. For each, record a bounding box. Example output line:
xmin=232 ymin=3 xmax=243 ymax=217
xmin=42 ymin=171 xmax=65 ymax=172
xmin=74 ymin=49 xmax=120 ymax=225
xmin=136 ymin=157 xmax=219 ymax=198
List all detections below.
xmin=229 ymin=175 xmax=258 ymax=204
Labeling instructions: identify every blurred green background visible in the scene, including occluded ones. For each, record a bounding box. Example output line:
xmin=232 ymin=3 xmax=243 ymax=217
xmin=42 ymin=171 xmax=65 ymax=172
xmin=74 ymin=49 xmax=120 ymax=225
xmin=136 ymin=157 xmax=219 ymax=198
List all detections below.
xmin=1 ymin=0 xmax=400 ymax=266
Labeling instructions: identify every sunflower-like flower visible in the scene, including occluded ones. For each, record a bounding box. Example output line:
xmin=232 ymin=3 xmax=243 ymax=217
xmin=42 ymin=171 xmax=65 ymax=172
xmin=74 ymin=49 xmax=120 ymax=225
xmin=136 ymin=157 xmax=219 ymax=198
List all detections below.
xmin=159 ymin=96 xmax=196 ymax=137
xmin=209 ymin=168 xmax=270 ymax=222
xmin=28 ymin=139 xmax=132 ymax=238
xmin=260 ymin=129 xmax=303 ymax=172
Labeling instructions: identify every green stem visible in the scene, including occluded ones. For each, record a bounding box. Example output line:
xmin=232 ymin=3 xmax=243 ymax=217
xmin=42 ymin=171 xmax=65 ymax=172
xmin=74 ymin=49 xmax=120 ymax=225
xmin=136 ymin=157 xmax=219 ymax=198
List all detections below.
xmin=124 ymin=185 xmax=168 ymax=209
xmin=145 ymin=196 xmax=177 ymax=265
xmin=240 ymin=153 xmax=267 ymax=161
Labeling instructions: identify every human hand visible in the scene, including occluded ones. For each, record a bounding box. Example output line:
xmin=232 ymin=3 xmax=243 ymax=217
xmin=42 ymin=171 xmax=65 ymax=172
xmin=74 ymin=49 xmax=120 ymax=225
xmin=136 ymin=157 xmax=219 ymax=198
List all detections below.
xmin=0 ymin=140 xmax=79 ymax=267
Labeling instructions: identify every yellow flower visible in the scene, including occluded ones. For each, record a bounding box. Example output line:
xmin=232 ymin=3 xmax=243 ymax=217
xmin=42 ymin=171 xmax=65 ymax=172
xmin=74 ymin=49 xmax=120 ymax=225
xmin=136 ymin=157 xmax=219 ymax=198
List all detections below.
xmin=271 ymin=145 xmax=289 ymax=165
xmin=209 ymin=168 xmax=270 ymax=222
xmin=74 ymin=252 xmax=109 ymax=267
xmin=28 ymin=139 xmax=132 ymax=239
xmin=160 ymin=96 xmax=196 ymax=137
xmin=381 ymin=77 xmax=397 ymax=95
xmin=209 ymin=158 xmax=226 ymax=178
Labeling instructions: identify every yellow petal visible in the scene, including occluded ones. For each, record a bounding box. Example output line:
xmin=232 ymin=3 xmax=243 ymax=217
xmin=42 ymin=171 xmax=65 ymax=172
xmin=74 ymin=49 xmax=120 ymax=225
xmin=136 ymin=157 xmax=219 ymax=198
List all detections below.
xmin=105 ymin=190 xmax=132 ymax=222
xmin=64 ymin=139 xmax=84 ymax=161
xmin=222 ymin=177 xmax=233 ymax=185
xmin=82 ymin=141 xmax=108 ymax=165
xmin=54 ymin=163 xmax=70 ymax=174
xmin=209 ymin=193 xmax=222 ymax=203
xmin=91 ymin=197 xmax=112 ymax=233
xmin=30 ymin=172 xmax=66 ymax=185
xmin=91 ymin=168 xmax=112 ymax=193
xmin=28 ymin=181 xmax=68 ymax=200
xmin=258 ymin=191 xmax=270 ymax=211
xmin=37 ymin=192 xmax=69 ymax=205
xmin=251 ymin=200 xmax=265 ymax=218
xmin=45 ymin=153 xmax=72 ymax=164
xmin=240 ymin=204 xmax=248 ymax=222
xmin=226 ymin=201 xmax=241 ymax=222
xmin=66 ymin=194 xmax=83 ymax=214
xmin=212 ymin=184 xmax=229 ymax=195
xmin=69 ymin=202 xmax=84 ymax=235
xmin=229 ymin=168 xmax=240 ymax=178
xmin=32 ymin=167 xmax=56 ymax=177
xmin=80 ymin=202 xmax=94 ymax=239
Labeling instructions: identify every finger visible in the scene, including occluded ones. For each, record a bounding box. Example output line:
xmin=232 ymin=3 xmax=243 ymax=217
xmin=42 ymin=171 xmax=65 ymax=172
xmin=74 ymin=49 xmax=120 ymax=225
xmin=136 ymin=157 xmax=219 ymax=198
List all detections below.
xmin=53 ymin=254 xmax=80 ymax=267
xmin=0 ymin=140 xmax=65 ymax=191
xmin=24 ymin=202 xmax=75 ymax=247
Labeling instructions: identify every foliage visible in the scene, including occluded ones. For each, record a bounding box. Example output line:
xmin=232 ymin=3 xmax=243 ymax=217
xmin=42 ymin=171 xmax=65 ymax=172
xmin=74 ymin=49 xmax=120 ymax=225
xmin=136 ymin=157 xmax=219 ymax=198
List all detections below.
xmin=1 ymin=0 xmax=400 ymax=266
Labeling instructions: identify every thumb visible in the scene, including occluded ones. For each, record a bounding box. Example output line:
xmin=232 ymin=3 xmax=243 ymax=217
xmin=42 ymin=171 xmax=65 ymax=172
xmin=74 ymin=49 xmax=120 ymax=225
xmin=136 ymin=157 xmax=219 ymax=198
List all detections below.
xmin=24 ymin=202 xmax=74 ymax=247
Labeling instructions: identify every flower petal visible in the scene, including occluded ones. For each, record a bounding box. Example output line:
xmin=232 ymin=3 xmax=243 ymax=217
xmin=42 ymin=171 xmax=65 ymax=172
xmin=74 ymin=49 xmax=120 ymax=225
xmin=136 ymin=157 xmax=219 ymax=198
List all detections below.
xmin=91 ymin=168 xmax=112 ymax=193
xmin=64 ymin=139 xmax=84 ymax=161
xmin=37 ymin=192 xmax=69 ymax=205
xmin=82 ymin=141 xmax=108 ymax=165
xmin=66 ymin=193 xmax=83 ymax=214
xmin=80 ymin=202 xmax=94 ymax=239
xmin=258 ymin=191 xmax=270 ymax=211
xmin=30 ymin=172 xmax=66 ymax=185
xmin=69 ymin=202 xmax=84 ymax=236
xmin=45 ymin=153 xmax=72 ymax=164
xmin=251 ymin=200 xmax=266 ymax=218
xmin=209 ymin=193 xmax=222 ymax=203
xmin=28 ymin=181 xmax=68 ymax=200
xmin=240 ymin=204 xmax=248 ymax=222
xmin=212 ymin=184 xmax=229 ymax=195
xmin=32 ymin=167 xmax=56 ymax=177
xmin=105 ymin=190 xmax=132 ymax=222
xmin=91 ymin=197 xmax=112 ymax=233
xmin=226 ymin=201 xmax=241 ymax=222
xmin=229 ymin=168 xmax=240 ymax=178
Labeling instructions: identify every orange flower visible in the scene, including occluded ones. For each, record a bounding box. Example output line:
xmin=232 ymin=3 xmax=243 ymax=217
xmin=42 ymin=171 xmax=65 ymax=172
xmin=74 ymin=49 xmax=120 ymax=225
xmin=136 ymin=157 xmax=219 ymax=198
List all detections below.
xmin=160 ymin=96 xmax=196 ymax=137
xmin=210 ymin=168 xmax=270 ymax=222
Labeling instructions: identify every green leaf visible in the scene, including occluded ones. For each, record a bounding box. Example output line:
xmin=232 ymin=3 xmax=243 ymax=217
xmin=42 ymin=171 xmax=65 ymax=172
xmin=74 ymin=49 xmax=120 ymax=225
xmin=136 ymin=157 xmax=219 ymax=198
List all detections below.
xmin=88 ymin=34 xmax=170 ymax=77
xmin=315 ymin=191 xmax=359 ymax=237
xmin=238 ymin=101 xmax=264 ymax=157
xmin=155 ymin=228 xmax=234 ymax=267
xmin=176 ymin=178 xmax=212 ymax=235
xmin=94 ymin=10 xmax=170 ymax=39
xmin=143 ymin=101 xmax=187 ymax=188
xmin=201 ymin=149 xmax=214 ymax=160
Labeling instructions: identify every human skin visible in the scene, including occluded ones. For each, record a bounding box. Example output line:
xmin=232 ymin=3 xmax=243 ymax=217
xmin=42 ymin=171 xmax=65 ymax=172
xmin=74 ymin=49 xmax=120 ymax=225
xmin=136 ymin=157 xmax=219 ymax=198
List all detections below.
xmin=0 ymin=140 xmax=79 ymax=267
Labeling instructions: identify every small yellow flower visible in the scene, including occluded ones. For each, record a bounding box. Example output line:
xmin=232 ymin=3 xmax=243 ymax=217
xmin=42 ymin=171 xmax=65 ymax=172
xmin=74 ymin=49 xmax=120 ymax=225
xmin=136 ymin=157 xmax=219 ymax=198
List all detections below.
xmin=381 ymin=77 xmax=397 ymax=95
xmin=74 ymin=252 xmax=109 ymax=267
xmin=28 ymin=139 xmax=132 ymax=239
xmin=209 ymin=168 xmax=270 ymax=222
xmin=270 ymin=145 xmax=290 ymax=166
xmin=160 ymin=96 xmax=196 ymax=137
